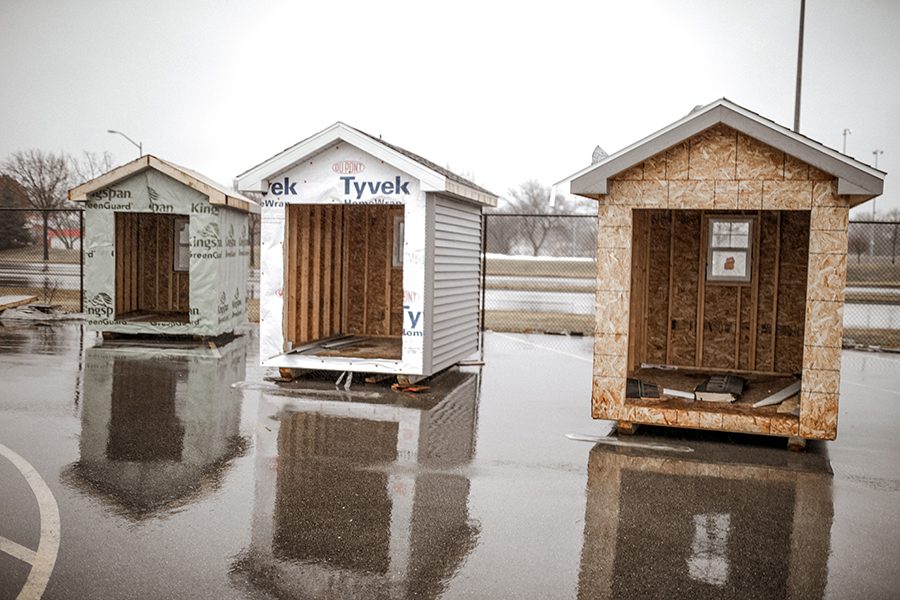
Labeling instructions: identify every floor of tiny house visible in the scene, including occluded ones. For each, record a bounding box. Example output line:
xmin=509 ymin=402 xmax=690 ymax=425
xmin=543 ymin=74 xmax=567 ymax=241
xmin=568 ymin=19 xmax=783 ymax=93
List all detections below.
xmin=292 ymin=335 xmax=402 ymax=360
xmin=628 ymin=367 xmax=800 ymax=418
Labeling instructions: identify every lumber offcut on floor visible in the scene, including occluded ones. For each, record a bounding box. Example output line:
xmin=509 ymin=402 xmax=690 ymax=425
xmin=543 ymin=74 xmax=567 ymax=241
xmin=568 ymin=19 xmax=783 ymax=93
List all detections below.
xmin=629 ymin=367 xmax=800 ymax=418
xmin=312 ymin=336 xmax=402 ymax=360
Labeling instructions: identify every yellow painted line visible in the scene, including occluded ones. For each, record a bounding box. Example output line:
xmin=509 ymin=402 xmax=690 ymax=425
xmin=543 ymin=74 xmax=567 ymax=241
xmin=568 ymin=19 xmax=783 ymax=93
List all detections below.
xmin=0 ymin=442 xmax=61 ymax=600
xmin=490 ymin=332 xmax=592 ymax=363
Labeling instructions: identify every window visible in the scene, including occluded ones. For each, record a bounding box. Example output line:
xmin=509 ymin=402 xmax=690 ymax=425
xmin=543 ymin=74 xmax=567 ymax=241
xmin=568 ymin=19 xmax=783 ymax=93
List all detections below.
xmin=706 ymin=217 xmax=752 ymax=283
xmin=392 ymin=214 xmax=404 ymax=268
xmin=174 ymin=217 xmax=190 ymax=272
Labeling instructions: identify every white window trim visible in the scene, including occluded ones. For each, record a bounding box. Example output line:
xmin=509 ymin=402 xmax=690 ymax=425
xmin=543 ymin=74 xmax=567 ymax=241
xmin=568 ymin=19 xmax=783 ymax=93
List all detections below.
xmin=706 ymin=216 xmax=753 ymax=284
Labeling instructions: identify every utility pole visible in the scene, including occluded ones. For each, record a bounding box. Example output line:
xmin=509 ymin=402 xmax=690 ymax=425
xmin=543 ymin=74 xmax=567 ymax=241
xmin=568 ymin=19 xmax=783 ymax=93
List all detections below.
xmin=793 ymin=0 xmax=806 ymax=133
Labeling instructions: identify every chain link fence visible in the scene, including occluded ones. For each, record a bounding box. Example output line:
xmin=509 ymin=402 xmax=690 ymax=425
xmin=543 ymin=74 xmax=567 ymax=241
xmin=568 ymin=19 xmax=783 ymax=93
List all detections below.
xmin=844 ymin=221 xmax=900 ymax=348
xmin=0 ymin=208 xmax=84 ymax=312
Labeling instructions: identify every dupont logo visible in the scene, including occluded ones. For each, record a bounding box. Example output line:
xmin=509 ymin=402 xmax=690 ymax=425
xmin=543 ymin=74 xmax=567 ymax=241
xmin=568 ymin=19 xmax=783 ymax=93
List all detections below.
xmin=332 ymin=160 xmax=366 ymax=175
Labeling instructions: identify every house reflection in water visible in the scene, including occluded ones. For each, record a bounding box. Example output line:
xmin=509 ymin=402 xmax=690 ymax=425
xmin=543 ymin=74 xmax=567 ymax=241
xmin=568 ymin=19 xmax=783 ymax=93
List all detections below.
xmin=578 ymin=435 xmax=833 ymax=600
xmin=232 ymin=368 xmax=481 ymax=599
xmin=64 ymin=336 xmax=248 ymax=519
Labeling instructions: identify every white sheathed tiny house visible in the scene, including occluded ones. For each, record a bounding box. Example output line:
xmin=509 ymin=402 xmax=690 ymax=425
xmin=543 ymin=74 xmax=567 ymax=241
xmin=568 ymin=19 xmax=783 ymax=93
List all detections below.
xmin=237 ymin=123 xmax=497 ymax=376
xmin=70 ymin=155 xmax=257 ymax=338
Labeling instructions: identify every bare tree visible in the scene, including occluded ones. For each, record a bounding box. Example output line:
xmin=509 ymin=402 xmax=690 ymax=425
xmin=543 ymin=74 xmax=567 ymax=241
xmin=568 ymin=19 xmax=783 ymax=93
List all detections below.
xmin=499 ymin=180 xmax=575 ymax=256
xmin=848 ymin=228 xmax=869 ymax=264
xmin=1 ymin=150 xmax=73 ymax=260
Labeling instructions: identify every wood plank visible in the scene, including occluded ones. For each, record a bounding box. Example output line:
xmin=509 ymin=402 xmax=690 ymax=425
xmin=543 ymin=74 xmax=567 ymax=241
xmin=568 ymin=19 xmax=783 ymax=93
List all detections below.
xmin=696 ymin=211 xmax=707 ymax=367
xmin=299 ymin=205 xmax=311 ymax=343
xmin=665 ymin=211 xmax=675 ymax=364
xmin=383 ymin=207 xmax=392 ymax=334
xmin=341 ymin=206 xmax=350 ymax=333
xmin=322 ymin=206 xmax=333 ymax=335
xmin=641 ymin=212 xmax=651 ymax=368
xmin=748 ymin=212 xmax=762 ymax=368
xmin=310 ymin=205 xmax=322 ymax=340
xmin=285 ymin=206 xmax=298 ymax=347
xmin=129 ymin=213 xmax=137 ymax=314
xmin=115 ymin=214 xmax=123 ymax=314
xmin=333 ymin=206 xmax=343 ymax=334
xmin=734 ymin=283 xmax=741 ymax=369
xmin=770 ymin=212 xmax=782 ymax=370
xmin=362 ymin=206 xmax=370 ymax=334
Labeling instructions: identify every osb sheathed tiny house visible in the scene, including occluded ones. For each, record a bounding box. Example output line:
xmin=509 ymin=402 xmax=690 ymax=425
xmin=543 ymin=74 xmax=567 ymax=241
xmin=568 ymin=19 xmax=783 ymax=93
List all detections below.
xmin=70 ymin=155 xmax=257 ymax=337
xmin=566 ymin=99 xmax=885 ymax=442
xmin=236 ymin=122 xmax=497 ymax=376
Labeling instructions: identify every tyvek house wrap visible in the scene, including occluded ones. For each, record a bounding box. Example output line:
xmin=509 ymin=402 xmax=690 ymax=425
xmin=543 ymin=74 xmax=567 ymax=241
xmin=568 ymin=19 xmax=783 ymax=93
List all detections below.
xmin=259 ymin=143 xmax=426 ymax=374
xmin=83 ymin=169 xmax=249 ymax=336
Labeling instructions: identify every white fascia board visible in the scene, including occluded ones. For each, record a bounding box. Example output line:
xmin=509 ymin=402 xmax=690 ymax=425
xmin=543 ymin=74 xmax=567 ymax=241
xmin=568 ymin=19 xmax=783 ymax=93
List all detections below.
xmin=236 ymin=123 xmax=447 ymax=194
xmin=566 ymin=99 xmax=885 ymax=198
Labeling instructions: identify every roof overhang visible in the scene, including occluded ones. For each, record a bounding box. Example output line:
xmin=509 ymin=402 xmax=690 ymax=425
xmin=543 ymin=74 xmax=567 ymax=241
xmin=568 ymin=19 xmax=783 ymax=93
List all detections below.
xmin=234 ymin=122 xmax=497 ymax=207
xmin=561 ymin=99 xmax=885 ymax=207
xmin=69 ymin=155 xmax=259 ymax=214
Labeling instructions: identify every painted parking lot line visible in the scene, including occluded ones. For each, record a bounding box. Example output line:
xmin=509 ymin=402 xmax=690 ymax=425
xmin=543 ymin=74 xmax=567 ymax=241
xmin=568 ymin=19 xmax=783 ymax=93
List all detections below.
xmin=0 ymin=442 xmax=61 ymax=600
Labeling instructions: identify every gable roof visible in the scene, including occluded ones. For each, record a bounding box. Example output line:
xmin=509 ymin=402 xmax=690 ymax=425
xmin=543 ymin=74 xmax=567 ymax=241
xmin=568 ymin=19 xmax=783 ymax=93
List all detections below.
xmin=235 ymin=122 xmax=498 ymax=207
xmin=562 ymin=98 xmax=885 ymax=206
xmin=69 ymin=155 xmax=258 ymax=214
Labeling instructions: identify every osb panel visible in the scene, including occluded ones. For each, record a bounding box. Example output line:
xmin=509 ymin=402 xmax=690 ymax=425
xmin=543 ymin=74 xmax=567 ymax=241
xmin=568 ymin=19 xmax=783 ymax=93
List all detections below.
xmin=722 ymin=413 xmax=771 ymax=434
xmin=804 ymin=300 xmax=843 ymax=349
xmin=597 ymin=226 xmax=632 ymax=249
xmin=812 ymin=180 xmax=845 ymax=207
xmin=365 ymin=207 xmax=389 ymax=336
xmin=666 ymin=141 xmax=690 ymax=180
xmin=754 ymin=212 xmax=780 ymax=371
xmin=736 ymin=133 xmax=784 ymax=180
xmin=390 ymin=263 xmax=403 ymax=336
xmin=597 ymin=205 xmax=632 ymax=227
xmin=807 ymin=253 xmax=847 ymax=303
xmin=612 ymin=164 xmax=644 ymax=180
xmin=769 ymin=416 xmax=800 ymax=437
xmin=763 ymin=180 xmax=813 ymax=210
xmin=802 ymin=345 xmax=842 ymax=371
xmin=629 ymin=406 xmax=678 ymax=426
xmin=345 ymin=206 xmax=368 ymax=334
xmin=598 ymin=246 xmax=631 ymax=292
xmin=738 ymin=180 xmax=763 ymax=209
xmin=809 ymin=229 xmax=848 ymax=255
xmin=784 ymin=154 xmax=810 ymax=180
xmin=689 ymin=125 xmax=736 ymax=180
xmin=643 ymin=152 xmax=667 ymax=180
xmin=801 ymin=368 xmax=841 ymax=394
xmin=774 ymin=212 xmax=809 ymax=373
xmin=810 ymin=206 xmax=849 ymax=231
xmin=669 ymin=212 xmax=701 ymax=365
xmin=593 ymin=353 xmax=627 ymax=379
xmin=799 ymin=391 xmax=838 ymax=440
xmin=668 ymin=181 xmax=715 ymax=209
xmin=592 ymin=377 xmax=626 ymax=412
xmin=702 ymin=285 xmax=738 ymax=369
xmin=714 ymin=180 xmax=739 ymax=209
xmin=739 ymin=286 xmax=752 ymax=370
xmin=644 ymin=211 xmax=671 ymax=364
xmin=139 ymin=216 xmax=157 ymax=310
xmin=809 ymin=165 xmax=833 ymax=180
xmin=596 ymin=290 xmax=630 ymax=334
xmin=594 ymin=332 xmax=629 ymax=357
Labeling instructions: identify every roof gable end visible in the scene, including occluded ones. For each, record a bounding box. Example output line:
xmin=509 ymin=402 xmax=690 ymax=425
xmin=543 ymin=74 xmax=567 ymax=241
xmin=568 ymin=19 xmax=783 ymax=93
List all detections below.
xmin=566 ymin=99 xmax=884 ymax=205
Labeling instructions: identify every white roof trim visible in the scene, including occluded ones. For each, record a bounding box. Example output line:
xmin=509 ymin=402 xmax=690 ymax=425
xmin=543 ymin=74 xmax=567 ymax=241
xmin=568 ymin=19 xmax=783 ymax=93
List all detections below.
xmin=234 ymin=122 xmax=496 ymax=206
xmin=561 ymin=98 xmax=885 ymax=203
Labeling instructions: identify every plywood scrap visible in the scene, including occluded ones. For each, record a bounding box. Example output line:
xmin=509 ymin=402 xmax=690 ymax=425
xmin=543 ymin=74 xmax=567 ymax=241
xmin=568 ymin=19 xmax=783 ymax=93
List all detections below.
xmin=695 ymin=374 xmax=747 ymax=403
xmin=752 ymin=380 xmax=801 ymax=408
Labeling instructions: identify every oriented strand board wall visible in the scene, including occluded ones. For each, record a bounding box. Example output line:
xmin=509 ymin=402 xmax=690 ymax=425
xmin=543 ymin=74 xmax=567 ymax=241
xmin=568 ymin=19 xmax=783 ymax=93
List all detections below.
xmin=631 ymin=209 xmax=809 ymax=374
xmin=595 ymin=122 xmax=849 ymax=439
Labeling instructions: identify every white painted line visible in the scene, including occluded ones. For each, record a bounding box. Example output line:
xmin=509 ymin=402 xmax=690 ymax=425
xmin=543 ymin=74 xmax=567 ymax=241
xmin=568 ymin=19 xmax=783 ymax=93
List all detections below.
xmin=0 ymin=535 xmax=36 ymax=564
xmin=490 ymin=332 xmax=592 ymax=363
xmin=0 ymin=442 xmax=61 ymax=600
xmin=843 ymin=379 xmax=900 ymax=397
xmin=565 ymin=433 xmax=695 ymax=453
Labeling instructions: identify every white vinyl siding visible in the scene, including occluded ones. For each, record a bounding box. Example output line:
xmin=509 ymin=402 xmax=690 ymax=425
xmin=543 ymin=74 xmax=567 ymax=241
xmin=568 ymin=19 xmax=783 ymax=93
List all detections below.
xmin=429 ymin=196 xmax=482 ymax=373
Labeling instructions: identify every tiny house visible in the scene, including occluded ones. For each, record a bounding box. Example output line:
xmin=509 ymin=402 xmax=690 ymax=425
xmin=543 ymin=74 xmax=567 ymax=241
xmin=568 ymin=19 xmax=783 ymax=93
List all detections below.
xmin=236 ymin=123 xmax=497 ymax=377
xmin=564 ymin=99 xmax=885 ymax=443
xmin=70 ymin=156 xmax=257 ymax=337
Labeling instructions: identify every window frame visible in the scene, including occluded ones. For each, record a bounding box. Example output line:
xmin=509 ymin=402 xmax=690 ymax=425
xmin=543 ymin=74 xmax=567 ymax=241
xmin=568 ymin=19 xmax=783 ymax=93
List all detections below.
xmin=705 ymin=216 xmax=754 ymax=284
xmin=173 ymin=216 xmax=190 ymax=272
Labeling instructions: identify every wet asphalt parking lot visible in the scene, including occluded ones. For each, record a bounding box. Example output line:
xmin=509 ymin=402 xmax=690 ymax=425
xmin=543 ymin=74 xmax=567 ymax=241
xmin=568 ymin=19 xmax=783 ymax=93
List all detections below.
xmin=1 ymin=322 xmax=899 ymax=599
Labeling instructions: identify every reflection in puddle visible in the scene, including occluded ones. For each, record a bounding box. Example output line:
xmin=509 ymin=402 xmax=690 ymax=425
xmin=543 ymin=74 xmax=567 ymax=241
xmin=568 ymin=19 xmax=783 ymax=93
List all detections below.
xmin=578 ymin=436 xmax=833 ymax=600
xmin=63 ymin=337 xmax=249 ymax=520
xmin=232 ymin=369 xmax=482 ymax=599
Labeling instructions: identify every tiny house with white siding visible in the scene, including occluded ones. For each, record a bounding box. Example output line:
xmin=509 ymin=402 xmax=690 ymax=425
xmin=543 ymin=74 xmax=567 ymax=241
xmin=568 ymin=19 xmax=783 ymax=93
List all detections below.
xmin=236 ymin=122 xmax=497 ymax=377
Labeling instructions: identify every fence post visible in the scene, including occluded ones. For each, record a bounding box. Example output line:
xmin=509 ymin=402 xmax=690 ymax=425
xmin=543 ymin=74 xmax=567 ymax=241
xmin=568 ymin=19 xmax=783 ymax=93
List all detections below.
xmin=79 ymin=209 xmax=85 ymax=313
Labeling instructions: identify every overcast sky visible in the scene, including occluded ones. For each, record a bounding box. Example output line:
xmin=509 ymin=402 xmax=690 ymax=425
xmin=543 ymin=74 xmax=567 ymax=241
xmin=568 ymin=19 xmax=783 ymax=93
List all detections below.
xmin=2 ymin=0 xmax=898 ymax=215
